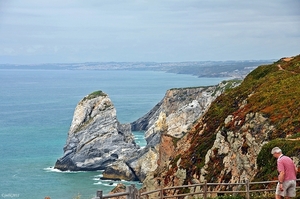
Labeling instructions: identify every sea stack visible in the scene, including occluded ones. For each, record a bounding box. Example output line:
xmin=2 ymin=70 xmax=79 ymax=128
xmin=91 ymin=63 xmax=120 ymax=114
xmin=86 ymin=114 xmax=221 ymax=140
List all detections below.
xmin=54 ymin=91 xmax=139 ymax=171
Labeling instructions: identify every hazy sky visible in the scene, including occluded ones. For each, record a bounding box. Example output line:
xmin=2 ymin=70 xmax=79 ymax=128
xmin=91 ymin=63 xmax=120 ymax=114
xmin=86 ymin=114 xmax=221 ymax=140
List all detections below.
xmin=0 ymin=0 xmax=299 ymax=64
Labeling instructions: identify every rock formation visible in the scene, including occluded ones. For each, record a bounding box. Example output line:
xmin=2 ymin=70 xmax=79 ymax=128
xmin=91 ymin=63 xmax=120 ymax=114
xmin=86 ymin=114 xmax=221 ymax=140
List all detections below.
xmin=55 ymin=55 xmax=300 ymax=199
xmin=103 ymin=80 xmax=241 ymax=181
xmin=140 ymin=55 xmax=300 ymax=198
xmin=54 ymin=91 xmax=140 ymax=171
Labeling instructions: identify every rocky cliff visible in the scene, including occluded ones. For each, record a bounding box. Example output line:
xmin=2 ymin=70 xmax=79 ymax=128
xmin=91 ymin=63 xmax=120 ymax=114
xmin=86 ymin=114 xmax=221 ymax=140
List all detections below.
xmin=102 ymin=81 xmax=241 ymax=181
xmin=141 ymin=55 xmax=300 ymax=197
xmin=54 ymin=91 xmax=139 ymax=171
xmin=55 ymin=55 xmax=300 ymax=198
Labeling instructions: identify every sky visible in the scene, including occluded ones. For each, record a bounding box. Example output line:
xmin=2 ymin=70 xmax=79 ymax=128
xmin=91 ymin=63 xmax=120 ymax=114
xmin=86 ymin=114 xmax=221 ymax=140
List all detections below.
xmin=0 ymin=0 xmax=299 ymax=64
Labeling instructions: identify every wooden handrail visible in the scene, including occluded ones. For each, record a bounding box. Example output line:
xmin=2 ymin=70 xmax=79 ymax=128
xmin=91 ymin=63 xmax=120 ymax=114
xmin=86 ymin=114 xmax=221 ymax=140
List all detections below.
xmin=93 ymin=179 xmax=300 ymax=199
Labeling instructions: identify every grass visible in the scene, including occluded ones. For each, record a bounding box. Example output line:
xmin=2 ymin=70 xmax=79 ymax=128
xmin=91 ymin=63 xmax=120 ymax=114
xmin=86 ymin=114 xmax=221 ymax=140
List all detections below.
xmin=82 ymin=90 xmax=107 ymax=101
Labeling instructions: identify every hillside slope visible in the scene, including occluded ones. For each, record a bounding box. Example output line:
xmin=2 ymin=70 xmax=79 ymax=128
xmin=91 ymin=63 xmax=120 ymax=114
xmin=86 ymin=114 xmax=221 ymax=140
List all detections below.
xmin=142 ymin=55 xmax=300 ymax=197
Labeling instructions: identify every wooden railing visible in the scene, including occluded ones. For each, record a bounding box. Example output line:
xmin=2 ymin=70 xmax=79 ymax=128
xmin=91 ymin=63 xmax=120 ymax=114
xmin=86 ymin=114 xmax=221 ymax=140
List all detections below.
xmin=93 ymin=179 xmax=300 ymax=199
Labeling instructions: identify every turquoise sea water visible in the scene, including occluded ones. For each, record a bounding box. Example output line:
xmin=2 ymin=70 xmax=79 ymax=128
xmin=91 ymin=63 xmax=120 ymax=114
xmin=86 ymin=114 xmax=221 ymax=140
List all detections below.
xmin=0 ymin=69 xmax=227 ymax=199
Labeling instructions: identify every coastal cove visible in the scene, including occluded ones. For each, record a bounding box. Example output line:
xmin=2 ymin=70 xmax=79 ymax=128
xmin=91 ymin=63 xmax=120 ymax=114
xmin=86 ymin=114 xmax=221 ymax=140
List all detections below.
xmin=0 ymin=69 xmax=228 ymax=199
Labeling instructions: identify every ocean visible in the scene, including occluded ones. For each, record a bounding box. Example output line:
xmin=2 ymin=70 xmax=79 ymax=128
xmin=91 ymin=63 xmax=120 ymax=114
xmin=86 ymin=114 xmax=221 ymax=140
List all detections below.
xmin=0 ymin=69 xmax=227 ymax=199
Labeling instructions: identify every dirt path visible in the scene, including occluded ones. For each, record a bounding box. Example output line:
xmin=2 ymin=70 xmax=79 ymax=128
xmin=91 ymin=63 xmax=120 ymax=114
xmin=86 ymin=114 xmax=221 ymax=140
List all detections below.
xmin=277 ymin=64 xmax=298 ymax=74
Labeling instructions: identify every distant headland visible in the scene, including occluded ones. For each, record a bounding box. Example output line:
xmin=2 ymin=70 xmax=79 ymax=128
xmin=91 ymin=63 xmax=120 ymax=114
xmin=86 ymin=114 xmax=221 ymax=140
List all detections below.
xmin=0 ymin=60 xmax=273 ymax=79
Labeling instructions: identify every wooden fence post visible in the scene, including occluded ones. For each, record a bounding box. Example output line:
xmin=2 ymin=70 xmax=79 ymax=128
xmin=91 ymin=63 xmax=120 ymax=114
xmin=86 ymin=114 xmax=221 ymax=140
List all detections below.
xmin=203 ymin=180 xmax=207 ymax=199
xmin=131 ymin=184 xmax=137 ymax=199
xmin=245 ymin=179 xmax=250 ymax=199
xmin=126 ymin=185 xmax=132 ymax=199
xmin=160 ymin=183 xmax=163 ymax=199
xmin=96 ymin=190 xmax=103 ymax=199
xmin=137 ymin=188 xmax=141 ymax=199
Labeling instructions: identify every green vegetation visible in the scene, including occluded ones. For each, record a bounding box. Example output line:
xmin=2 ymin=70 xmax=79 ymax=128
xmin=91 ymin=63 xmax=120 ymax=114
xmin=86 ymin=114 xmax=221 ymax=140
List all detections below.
xmin=170 ymin=86 xmax=209 ymax=90
xmin=174 ymin=55 xmax=300 ymax=184
xmin=165 ymin=60 xmax=272 ymax=77
xmin=254 ymin=138 xmax=300 ymax=182
xmin=290 ymin=132 xmax=300 ymax=139
xmin=243 ymin=57 xmax=300 ymax=137
xmin=82 ymin=90 xmax=107 ymax=101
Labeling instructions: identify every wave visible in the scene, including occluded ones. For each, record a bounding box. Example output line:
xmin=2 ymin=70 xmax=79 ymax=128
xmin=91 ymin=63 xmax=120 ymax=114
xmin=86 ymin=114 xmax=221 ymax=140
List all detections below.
xmin=43 ymin=166 xmax=86 ymax=173
xmin=93 ymin=181 xmax=119 ymax=186
xmin=43 ymin=167 xmax=63 ymax=173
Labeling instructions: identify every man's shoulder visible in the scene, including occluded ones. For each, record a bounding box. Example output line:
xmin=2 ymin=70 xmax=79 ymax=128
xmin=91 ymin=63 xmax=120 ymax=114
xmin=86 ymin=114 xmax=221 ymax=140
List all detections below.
xmin=278 ymin=155 xmax=291 ymax=162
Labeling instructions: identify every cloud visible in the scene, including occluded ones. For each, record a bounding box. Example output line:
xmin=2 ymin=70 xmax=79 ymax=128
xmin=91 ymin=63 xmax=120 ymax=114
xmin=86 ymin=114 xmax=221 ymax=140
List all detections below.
xmin=0 ymin=0 xmax=299 ymax=63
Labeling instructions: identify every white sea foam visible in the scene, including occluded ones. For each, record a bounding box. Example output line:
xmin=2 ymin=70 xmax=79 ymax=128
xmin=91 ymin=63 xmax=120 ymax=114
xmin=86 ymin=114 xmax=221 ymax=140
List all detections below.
xmin=43 ymin=167 xmax=63 ymax=173
xmin=93 ymin=181 xmax=103 ymax=185
xmin=94 ymin=181 xmax=118 ymax=186
xmin=94 ymin=173 xmax=104 ymax=177
xmin=43 ymin=166 xmax=86 ymax=173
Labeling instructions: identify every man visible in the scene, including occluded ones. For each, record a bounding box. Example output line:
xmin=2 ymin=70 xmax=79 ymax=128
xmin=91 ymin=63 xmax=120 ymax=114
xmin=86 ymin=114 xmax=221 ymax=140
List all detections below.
xmin=271 ymin=147 xmax=297 ymax=199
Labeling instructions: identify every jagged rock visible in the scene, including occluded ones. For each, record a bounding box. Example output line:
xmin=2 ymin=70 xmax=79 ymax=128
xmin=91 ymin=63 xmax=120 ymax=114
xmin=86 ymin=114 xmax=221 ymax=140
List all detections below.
xmin=131 ymin=102 xmax=163 ymax=131
xmin=201 ymin=112 xmax=274 ymax=184
xmin=102 ymin=160 xmax=138 ymax=181
xmin=132 ymin=81 xmax=240 ymax=138
xmin=54 ymin=91 xmax=139 ymax=171
xmin=131 ymin=86 xmax=219 ymax=132
xmin=127 ymin=146 xmax=159 ymax=181
xmin=123 ymin=81 xmax=240 ymax=182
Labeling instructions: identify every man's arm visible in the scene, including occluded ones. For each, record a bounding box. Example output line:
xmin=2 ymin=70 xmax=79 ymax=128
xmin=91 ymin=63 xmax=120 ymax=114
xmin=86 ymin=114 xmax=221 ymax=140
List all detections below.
xmin=278 ymin=170 xmax=285 ymax=183
xmin=278 ymin=171 xmax=285 ymax=191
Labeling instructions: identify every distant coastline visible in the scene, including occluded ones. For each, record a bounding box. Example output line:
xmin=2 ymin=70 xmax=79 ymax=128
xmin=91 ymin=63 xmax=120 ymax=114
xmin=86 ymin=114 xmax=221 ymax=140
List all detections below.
xmin=0 ymin=60 xmax=273 ymax=79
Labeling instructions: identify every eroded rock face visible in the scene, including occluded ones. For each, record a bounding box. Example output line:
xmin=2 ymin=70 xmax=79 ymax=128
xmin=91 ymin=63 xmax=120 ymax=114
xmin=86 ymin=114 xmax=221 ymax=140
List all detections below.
xmin=141 ymin=110 xmax=276 ymax=198
xmin=200 ymin=112 xmax=274 ymax=184
xmin=131 ymin=86 xmax=221 ymax=132
xmin=102 ymin=160 xmax=138 ymax=181
xmin=133 ymin=81 xmax=240 ymax=140
xmin=54 ymin=91 xmax=139 ymax=171
xmin=118 ymin=81 xmax=240 ymax=182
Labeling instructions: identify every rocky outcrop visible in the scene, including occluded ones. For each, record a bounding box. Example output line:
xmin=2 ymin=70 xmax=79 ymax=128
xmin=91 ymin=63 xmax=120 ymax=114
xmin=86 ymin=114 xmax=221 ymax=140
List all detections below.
xmin=200 ymin=112 xmax=273 ymax=183
xmin=132 ymin=80 xmax=240 ymax=135
xmin=131 ymin=84 xmax=224 ymax=132
xmin=104 ymin=80 xmax=240 ymax=181
xmin=140 ymin=112 xmax=276 ymax=198
xmin=141 ymin=107 xmax=276 ymax=198
xmin=54 ymin=91 xmax=140 ymax=171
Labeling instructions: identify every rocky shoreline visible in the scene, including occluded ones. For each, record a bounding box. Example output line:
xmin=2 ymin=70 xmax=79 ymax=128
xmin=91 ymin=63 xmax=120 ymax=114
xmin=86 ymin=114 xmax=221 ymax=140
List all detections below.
xmin=55 ymin=80 xmax=240 ymax=181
